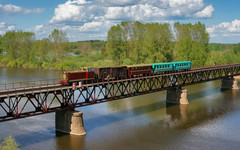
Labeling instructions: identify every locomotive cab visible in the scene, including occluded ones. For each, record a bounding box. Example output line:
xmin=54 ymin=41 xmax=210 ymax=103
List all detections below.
xmin=59 ymin=72 xmax=69 ymax=85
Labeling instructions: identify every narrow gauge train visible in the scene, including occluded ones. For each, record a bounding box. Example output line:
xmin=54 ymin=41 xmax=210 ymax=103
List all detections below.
xmin=59 ymin=61 xmax=191 ymax=86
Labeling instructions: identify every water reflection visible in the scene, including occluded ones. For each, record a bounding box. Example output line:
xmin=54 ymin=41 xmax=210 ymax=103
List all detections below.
xmin=163 ymin=87 xmax=240 ymax=130
xmin=0 ymin=67 xmax=61 ymax=83
xmin=56 ymin=132 xmax=85 ymax=150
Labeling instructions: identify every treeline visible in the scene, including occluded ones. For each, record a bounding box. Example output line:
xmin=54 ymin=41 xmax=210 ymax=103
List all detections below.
xmin=207 ymin=43 xmax=240 ymax=66
xmin=106 ymin=21 xmax=240 ymax=67
xmin=0 ymin=30 xmax=108 ymax=70
xmin=0 ymin=29 xmax=69 ymax=69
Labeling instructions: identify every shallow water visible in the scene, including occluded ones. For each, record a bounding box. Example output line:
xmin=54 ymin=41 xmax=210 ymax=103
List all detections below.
xmin=1 ymin=67 xmax=240 ymax=150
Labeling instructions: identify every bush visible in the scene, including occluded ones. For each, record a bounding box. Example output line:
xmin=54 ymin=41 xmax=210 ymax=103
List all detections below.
xmin=6 ymin=60 xmax=17 ymax=67
xmin=0 ymin=136 xmax=19 ymax=150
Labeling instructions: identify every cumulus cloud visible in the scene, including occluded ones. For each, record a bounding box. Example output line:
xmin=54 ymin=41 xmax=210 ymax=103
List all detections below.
xmin=0 ymin=4 xmax=44 ymax=15
xmin=47 ymin=0 xmax=214 ymax=40
xmin=207 ymin=19 xmax=240 ymax=35
xmin=194 ymin=5 xmax=214 ymax=18
xmin=0 ymin=22 xmax=15 ymax=35
xmin=50 ymin=0 xmax=214 ymax=23
xmin=206 ymin=19 xmax=240 ymax=43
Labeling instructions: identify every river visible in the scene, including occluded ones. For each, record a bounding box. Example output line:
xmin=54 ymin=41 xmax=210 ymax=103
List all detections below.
xmin=1 ymin=67 xmax=240 ymax=150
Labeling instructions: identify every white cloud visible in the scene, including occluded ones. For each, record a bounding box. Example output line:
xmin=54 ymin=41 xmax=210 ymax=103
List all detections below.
xmin=50 ymin=0 xmax=214 ymax=23
xmin=0 ymin=4 xmax=44 ymax=15
xmin=207 ymin=20 xmax=240 ymax=34
xmin=207 ymin=19 xmax=240 ymax=43
xmin=194 ymin=5 xmax=214 ymax=18
xmin=47 ymin=0 xmax=214 ymax=40
xmin=22 ymin=0 xmax=216 ymax=42
xmin=0 ymin=22 xmax=15 ymax=35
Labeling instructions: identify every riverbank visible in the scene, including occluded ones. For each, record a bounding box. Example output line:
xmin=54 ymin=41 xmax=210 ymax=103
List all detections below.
xmin=0 ymin=53 xmax=114 ymax=71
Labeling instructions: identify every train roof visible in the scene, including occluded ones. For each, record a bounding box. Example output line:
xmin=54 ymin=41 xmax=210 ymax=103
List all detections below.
xmin=151 ymin=61 xmax=191 ymax=65
xmin=94 ymin=66 xmax=127 ymax=69
xmin=63 ymin=67 xmax=94 ymax=73
xmin=127 ymin=64 xmax=152 ymax=67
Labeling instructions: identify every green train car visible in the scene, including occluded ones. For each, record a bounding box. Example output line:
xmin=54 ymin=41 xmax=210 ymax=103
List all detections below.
xmin=152 ymin=61 xmax=191 ymax=73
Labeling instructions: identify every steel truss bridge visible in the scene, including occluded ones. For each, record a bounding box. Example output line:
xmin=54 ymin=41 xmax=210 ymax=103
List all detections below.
xmin=0 ymin=64 xmax=240 ymax=122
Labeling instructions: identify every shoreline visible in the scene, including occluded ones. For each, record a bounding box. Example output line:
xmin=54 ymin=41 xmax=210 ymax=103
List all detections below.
xmin=0 ymin=64 xmax=63 ymax=71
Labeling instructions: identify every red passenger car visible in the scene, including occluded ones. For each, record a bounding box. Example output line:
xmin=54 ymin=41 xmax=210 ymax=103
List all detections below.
xmin=59 ymin=67 xmax=95 ymax=85
xmin=127 ymin=64 xmax=153 ymax=77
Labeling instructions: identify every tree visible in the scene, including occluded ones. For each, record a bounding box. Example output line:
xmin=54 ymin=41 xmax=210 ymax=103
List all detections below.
xmin=38 ymin=38 xmax=50 ymax=62
xmin=2 ymin=31 xmax=18 ymax=60
xmin=174 ymin=22 xmax=209 ymax=67
xmin=106 ymin=21 xmax=173 ymax=65
xmin=17 ymin=31 xmax=35 ymax=62
xmin=0 ymin=136 xmax=19 ymax=150
xmin=106 ymin=24 xmax=126 ymax=65
xmin=49 ymin=29 xmax=68 ymax=61
xmin=129 ymin=21 xmax=145 ymax=64
xmin=0 ymin=35 xmax=2 ymax=56
xmin=143 ymin=23 xmax=173 ymax=63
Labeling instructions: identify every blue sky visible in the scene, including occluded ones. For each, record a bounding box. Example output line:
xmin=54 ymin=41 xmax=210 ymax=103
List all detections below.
xmin=0 ymin=0 xmax=240 ymax=43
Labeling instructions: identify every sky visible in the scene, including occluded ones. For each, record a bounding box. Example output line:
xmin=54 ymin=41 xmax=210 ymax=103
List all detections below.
xmin=0 ymin=0 xmax=240 ymax=43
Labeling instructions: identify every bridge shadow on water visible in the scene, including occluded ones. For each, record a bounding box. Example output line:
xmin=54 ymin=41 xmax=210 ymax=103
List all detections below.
xmin=12 ymin=82 xmax=240 ymax=149
xmin=13 ymin=100 xmax=165 ymax=149
xmin=165 ymin=87 xmax=240 ymax=129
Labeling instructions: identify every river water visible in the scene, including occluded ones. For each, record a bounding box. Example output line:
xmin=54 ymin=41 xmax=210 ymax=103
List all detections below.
xmin=1 ymin=67 xmax=240 ymax=150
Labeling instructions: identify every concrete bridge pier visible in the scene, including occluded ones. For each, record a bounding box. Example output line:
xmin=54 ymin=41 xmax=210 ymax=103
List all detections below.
xmin=55 ymin=110 xmax=86 ymax=135
xmin=166 ymin=87 xmax=189 ymax=104
xmin=221 ymin=77 xmax=239 ymax=90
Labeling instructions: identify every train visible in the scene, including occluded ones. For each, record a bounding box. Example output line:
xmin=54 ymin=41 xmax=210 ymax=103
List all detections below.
xmin=59 ymin=61 xmax=191 ymax=86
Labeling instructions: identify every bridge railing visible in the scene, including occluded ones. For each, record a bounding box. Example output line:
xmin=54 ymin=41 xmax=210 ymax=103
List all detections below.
xmin=0 ymin=79 xmax=60 ymax=91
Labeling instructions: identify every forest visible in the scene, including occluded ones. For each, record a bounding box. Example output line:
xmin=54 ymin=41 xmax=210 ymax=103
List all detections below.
xmin=0 ymin=21 xmax=239 ymax=70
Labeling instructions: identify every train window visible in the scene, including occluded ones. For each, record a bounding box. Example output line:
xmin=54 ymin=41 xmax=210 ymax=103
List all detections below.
xmin=88 ymin=68 xmax=93 ymax=72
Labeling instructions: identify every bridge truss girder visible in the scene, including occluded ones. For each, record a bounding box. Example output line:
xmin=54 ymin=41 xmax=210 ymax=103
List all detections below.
xmin=0 ymin=64 xmax=240 ymax=122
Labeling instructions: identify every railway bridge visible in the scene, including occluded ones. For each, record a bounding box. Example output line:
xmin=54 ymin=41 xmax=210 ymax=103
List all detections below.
xmin=0 ymin=64 xmax=240 ymax=135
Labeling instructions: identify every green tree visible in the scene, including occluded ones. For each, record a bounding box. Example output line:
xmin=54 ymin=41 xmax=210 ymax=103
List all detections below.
xmin=2 ymin=31 xmax=18 ymax=60
xmin=174 ymin=22 xmax=209 ymax=67
xmin=32 ymin=38 xmax=51 ymax=63
xmin=106 ymin=24 xmax=125 ymax=65
xmin=0 ymin=136 xmax=19 ymax=150
xmin=143 ymin=23 xmax=173 ymax=63
xmin=129 ymin=21 xmax=145 ymax=64
xmin=106 ymin=21 xmax=173 ymax=65
xmin=0 ymin=35 xmax=3 ymax=56
xmin=17 ymin=31 xmax=35 ymax=62
xmin=49 ymin=29 xmax=68 ymax=61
